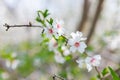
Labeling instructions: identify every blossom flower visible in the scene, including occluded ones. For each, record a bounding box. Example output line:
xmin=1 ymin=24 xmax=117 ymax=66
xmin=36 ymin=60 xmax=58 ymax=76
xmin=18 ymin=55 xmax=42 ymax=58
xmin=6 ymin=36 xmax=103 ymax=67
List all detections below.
xmin=47 ymin=38 xmax=58 ymax=52
xmin=76 ymin=55 xmax=101 ymax=72
xmin=61 ymin=46 xmax=70 ymax=56
xmin=44 ymin=26 xmax=59 ymax=39
xmin=53 ymin=20 xmax=65 ymax=36
xmin=6 ymin=59 xmax=20 ymax=70
xmin=54 ymin=51 xmax=65 ymax=64
xmin=68 ymin=31 xmax=87 ymax=53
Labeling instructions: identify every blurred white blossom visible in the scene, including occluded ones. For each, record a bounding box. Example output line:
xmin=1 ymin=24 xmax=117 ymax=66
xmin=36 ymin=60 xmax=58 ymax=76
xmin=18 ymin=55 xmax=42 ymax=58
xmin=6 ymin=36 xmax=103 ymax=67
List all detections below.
xmin=54 ymin=51 xmax=65 ymax=64
xmin=61 ymin=46 xmax=70 ymax=56
xmin=76 ymin=55 xmax=101 ymax=72
xmin=6 ymin=59 xmax=20 ymax=70
xmin=47 ymin=38 xmax=58 ymax=52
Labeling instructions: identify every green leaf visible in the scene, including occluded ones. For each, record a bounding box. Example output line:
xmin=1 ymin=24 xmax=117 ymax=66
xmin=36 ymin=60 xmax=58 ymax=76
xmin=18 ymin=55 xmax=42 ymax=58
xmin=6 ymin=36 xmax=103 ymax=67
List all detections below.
xmin=47 ymin=18 xmax=53 ymax=25
xmin=108 ymin=66 xmax=120 ymax=80
xmin=102 ymin=67 xmax=109 ymax=76
xmin=36 ymin=17 xmax=42 ymax=23
xmin=43 ymin=9 xmax=50 ymax=18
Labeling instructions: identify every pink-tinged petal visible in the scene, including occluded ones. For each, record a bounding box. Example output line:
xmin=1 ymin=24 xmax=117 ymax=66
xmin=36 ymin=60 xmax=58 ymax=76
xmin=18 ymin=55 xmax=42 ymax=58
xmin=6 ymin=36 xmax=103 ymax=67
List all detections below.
xmin=70 ymin=46 xmax=76 ymax=53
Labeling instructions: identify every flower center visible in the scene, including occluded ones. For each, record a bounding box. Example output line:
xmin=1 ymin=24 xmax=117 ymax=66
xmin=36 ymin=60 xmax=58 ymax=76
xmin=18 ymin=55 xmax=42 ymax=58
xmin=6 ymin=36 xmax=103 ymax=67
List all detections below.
xmin=74 ymin=42 xmax=80 ymax=47
xmin=57 ymin=24 xmax=61 ymax=29
xmin=49 ymin=29 xmax=53 ymax=34
xmin=90 ymin=58 xmax=95 ymax=63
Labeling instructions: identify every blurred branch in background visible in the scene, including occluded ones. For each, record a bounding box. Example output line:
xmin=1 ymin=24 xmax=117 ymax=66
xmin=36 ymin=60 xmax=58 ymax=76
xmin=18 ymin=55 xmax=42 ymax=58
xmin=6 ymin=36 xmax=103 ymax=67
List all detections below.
xmin=86 ymin=0 xmax=104 ymax=44
xmin=77 ymin=0 xmax=90 ymax=32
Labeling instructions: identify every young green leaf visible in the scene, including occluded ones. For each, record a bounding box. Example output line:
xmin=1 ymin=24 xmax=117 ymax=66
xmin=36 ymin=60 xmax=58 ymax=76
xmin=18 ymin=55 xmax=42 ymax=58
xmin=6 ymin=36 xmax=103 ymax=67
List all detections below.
xmin=108 ymin=66 xmax=120 ymax=80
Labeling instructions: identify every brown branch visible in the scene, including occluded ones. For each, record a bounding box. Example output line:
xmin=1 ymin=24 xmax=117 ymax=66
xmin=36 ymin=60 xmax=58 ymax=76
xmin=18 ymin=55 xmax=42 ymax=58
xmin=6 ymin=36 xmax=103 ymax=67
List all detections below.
xmin=77 ymin=0 xmax=90 ymax=31
xmin=86 ymin=0 xmax=104 ymax=44
xmin=3 ymin=22 xmax=43 ymax=31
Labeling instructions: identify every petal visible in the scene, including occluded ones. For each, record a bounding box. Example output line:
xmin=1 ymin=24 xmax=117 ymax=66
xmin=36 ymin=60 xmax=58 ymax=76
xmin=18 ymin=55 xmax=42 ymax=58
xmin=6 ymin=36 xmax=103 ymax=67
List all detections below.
xmin=80 ymin=42 xmax=87 ymax=48
xmin=78 ymin=46 xmax=85 ymax=53
xmin=70 ymin=46 xmax=76 ymax=53
xmin=46 ymin=33 xmax=52 ymax=39
xmin=80 ymin=37 xmax=87 ymax=41
xmin=86 ymin=63 xmax=92 ymax=72
xmin=68 ymin=39 xmax=74 ymax=45
xmin=78 ymin=42 xmax=87 ymax=53
xmin=94 ymin=55 xmax=101 ymax=60
xmin=85 ymin=57 xmax=91 ymax=63
xmin=71 ymin=32 xmax=76 ymax=38
xmin=76 ymin=59 xmax=84 ymax=68
xmin=76 ymin=31 xmax=83 ymax=37
xmin=92 ymin=60 xmax=100 ymax=66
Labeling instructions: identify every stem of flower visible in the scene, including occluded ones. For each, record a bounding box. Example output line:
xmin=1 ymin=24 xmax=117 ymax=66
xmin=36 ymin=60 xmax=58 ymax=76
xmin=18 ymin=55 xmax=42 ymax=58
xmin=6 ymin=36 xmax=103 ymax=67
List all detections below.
xmin=95 ymin=67 xmax=103 ymax=80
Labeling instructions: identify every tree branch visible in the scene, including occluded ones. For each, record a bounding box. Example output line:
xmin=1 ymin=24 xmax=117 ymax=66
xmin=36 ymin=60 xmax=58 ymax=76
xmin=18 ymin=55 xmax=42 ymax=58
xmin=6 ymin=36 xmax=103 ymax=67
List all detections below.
xmin=3 ymin=22 xmax=43 ymax=31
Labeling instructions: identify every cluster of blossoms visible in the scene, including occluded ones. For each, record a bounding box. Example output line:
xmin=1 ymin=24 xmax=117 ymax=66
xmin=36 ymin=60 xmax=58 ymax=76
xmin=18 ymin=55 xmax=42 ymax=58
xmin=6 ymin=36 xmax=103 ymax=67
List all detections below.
xmin=38 ymin=10 xmax=101 ymax=72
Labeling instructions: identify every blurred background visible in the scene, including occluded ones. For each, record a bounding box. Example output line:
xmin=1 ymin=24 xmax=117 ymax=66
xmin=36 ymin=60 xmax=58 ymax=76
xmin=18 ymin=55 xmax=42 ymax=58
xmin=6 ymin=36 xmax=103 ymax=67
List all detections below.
xmin=0 ymin=0 xmax=120 ymax=80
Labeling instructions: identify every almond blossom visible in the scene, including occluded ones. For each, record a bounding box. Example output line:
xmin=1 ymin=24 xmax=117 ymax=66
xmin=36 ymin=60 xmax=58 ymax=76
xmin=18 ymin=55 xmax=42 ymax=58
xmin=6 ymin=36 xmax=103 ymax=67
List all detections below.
xmin=54 ymin=51 xmax=65 ymax=64
xmin=44 ymin=26 xmax=59 ymax=39
xmin=53 ymin=20 xmax=65 ymax=36
xmin=47 ymin=38 xmax=58 ymax=52
xmin=76 ymin=55 xmax=101 ymax=72
xmin=61 ymin=46 xmax=70 ymax=56
xmin=68 ymin=31 xmax=87 ymax=53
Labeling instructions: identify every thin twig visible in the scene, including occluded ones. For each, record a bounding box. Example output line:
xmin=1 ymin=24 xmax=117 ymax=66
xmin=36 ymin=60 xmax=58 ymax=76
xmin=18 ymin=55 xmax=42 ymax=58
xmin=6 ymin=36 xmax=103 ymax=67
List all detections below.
xmin=3 ymin=22 xmax=43 ymax=31
xmin=53 ymin=75 xmax=65 ymax=80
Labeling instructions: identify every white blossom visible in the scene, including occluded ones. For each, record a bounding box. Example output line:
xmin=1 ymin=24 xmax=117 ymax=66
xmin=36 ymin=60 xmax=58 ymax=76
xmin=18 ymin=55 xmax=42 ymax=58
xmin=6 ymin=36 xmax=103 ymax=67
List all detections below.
xmin=54 ymin=51 xmax=65 ymax=64
xmin=68 ymin=31 xmax=87 ymax=53
xmin=53 ymin=20 xmax=65 ymax=36
xmin=61 ymin=46 xmax=70 ymax=56
xmin=44 ymin=26 xmax=59 ymax=39
xmin=76 ymin=55 xmax=101 ymax=72
xmin=6 ymin=59 xmax=20 ymax=70
xmin=47 ymin=38 xmax=58 ymax=52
